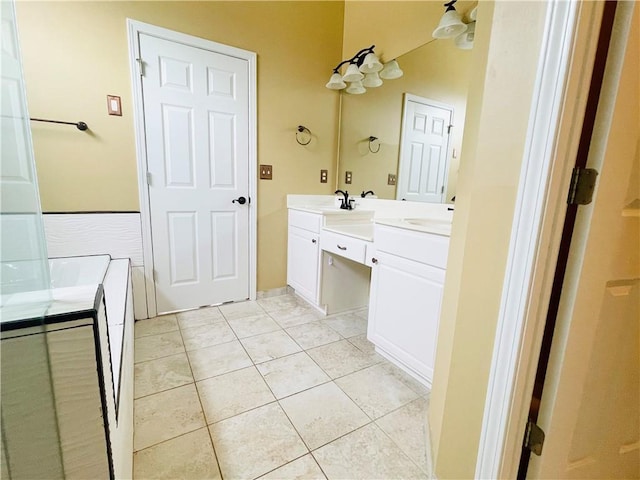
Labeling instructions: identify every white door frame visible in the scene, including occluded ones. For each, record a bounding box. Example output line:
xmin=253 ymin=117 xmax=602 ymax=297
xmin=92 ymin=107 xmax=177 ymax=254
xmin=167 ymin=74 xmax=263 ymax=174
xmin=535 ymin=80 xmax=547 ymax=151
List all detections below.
xmin=476 ymin=1 xmax=624 ymax=477
xmin=126 ymin=19 xmax=257 ymax=318
xmin=396 ymin=93 xmax=454 ymax=203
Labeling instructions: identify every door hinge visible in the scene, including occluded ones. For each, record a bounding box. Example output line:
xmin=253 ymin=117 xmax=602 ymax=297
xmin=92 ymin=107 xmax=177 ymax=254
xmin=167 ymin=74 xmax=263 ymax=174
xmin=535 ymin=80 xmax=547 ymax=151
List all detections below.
xmin=441 ymin=185 xmax=445 ymax=194
xmin=567 ymin=167 xmax=598 ymax=205
xmin=447 ymin=124 xmax=453 ymax=134
xmin=524 ymin=420 xmax=545 ymax=456
xmin=136 ymin=58 xmax=145 ymax=77
xmin=152 ymin=269 xmax=158 ymax=282
xmin=146 ymin=172 xmax=152 ymax=186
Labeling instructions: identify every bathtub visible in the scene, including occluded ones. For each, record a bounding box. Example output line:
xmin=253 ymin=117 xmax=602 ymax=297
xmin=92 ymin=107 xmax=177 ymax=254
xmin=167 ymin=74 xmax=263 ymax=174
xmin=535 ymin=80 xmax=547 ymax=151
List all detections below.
xmin=49 ymin=254 xmax=111 ymax=288
xmin=0 ymin=254 xmax=111 ymax=323
xmin=0 ymin=255 xmax=134 ymax=479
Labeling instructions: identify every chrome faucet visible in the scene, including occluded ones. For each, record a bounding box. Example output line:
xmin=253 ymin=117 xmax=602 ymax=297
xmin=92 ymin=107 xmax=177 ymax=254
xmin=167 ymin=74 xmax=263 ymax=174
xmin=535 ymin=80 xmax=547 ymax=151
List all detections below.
xmin=335 ymin=189 xmax=354 ymax=210
xmin=360 ymin=190 xmax=375 ymax=198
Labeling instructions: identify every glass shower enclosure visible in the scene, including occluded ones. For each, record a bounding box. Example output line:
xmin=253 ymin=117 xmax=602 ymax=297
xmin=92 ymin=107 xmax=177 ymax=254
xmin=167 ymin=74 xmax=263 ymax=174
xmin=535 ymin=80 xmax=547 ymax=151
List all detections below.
xmin=1 ymin=0 xmax=64 ymax=477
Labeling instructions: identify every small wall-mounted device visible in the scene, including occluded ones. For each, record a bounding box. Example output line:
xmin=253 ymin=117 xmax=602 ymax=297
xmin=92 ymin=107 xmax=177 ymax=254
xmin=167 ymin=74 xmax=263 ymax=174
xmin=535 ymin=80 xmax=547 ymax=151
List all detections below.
xmin=320 ymin=169 xmax=328 ymax=183
xmin=345 ymin=171 xmax=353 ymax=184
xmin=387 ymin=174 xmax=397 ymax=185
xmin=107 ymin=95 xmax=122 ymax=116
xmin=260 ymin=164 xmax=273 ymax=180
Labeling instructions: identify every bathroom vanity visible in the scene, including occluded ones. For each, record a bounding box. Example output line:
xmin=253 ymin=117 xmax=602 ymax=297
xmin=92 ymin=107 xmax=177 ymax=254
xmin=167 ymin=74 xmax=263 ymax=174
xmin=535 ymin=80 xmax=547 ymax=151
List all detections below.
xmin=287 ymin=195 xmax=452 ymax=387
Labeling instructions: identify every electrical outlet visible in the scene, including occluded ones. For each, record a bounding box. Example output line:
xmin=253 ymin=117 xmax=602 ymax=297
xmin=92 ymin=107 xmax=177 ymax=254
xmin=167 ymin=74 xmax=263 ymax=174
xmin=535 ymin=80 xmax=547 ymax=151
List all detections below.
xmin=320 ymin=169 xmax=328 ymax=183
xmin=387 ymin=173 xmax=397 ymax=185
xmin=260 ymin=164 xmax=273 ymax=180
xmin=345 ymin=171 xmax=353 ymax=184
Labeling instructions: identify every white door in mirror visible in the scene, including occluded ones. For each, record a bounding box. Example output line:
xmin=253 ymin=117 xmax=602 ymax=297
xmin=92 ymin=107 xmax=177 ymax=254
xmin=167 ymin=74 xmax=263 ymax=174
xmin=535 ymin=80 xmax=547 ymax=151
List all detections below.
xmin=397 ymin=94 xmax=453 ymax=203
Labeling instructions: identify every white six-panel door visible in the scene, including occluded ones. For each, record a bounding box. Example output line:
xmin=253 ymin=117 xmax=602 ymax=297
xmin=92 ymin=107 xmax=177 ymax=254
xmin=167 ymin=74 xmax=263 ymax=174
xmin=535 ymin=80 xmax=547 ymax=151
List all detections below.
xmin=397 ymin=94 xmax=453 ymax=203
xmin=138 ymin=32 xmax=251 ymax=314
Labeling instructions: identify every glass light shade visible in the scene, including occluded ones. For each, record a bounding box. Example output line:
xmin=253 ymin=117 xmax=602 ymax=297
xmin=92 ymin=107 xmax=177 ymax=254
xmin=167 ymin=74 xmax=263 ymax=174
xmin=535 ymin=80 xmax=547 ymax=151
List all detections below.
xmin=325 ymin=72 xmax=347 ymax=90
xmin=469 ymin=5 xmax=477 ymax=21
xmin=432 ymin=9 xmax=468 ymax=39
xmin=342 ymin=63 xmax=364 ymax=82
xmin=345 ymin=80 xmax=366 ymax=95
xmin=359 ymin=52 xmax=383 ymax=73
xmin=455 ymin=21 xmax=475 ymax=50
xmin=379 ymin=60 xmax=403 ymax=80
xmin=363 ymin=72 xmax=383 ymax=88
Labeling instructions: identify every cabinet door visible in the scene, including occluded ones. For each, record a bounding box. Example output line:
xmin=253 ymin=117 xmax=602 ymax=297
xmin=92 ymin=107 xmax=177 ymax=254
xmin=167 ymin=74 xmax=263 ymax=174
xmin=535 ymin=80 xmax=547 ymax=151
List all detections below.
xmin=368 ymin=251 xmax=445 ymax=385
xmin=287 ymin=226 xmax=320 ymax=303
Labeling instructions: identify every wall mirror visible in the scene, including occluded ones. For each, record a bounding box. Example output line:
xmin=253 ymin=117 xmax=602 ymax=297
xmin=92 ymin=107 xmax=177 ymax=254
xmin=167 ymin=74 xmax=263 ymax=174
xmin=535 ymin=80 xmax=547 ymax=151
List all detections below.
xmin=336 ymin=37 xmax=473 ymax=203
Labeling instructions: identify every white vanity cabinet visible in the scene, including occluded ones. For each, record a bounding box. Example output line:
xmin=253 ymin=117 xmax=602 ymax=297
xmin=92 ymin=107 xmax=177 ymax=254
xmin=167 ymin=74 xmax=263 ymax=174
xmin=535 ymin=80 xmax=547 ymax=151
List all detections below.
xmin=287 ymin=209 xmax=322 ymax=306
xmin=367 ymin=224 xmax=450 ymax=387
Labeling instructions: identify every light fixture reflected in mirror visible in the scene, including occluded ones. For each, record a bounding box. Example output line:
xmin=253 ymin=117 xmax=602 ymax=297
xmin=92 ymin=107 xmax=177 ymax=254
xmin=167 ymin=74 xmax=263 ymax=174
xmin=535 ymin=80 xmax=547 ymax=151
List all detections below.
xmin=432 ymin=0 xmax=468 ymax=39
xmin=326 ymin=45 xmax=402 ymax=94
xmin=363 ymin=72 xmax=383 ymax=88
xmin=455 ymin=21 xmax=475 ymax=50
xmin=346 ymin=80 xmax=366 ymax=95
xmin=379 ymin=60 xmax=403 ymax=80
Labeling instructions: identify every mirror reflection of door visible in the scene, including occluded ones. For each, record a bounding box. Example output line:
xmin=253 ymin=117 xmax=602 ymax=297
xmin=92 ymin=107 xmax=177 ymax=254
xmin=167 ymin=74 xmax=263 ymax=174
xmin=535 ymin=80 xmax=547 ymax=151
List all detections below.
xmin=397 ymin=94 xmax=453 ymax=203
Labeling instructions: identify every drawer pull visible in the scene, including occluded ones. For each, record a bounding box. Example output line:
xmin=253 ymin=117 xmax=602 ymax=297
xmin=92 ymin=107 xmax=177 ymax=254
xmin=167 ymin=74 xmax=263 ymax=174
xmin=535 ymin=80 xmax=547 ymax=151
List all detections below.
xmin=372 ymin=257 xmax=378 ymax=264
xmin=337 ymin=245 xmax=347 ymax=250
xmin=312 ymin=239 xmax=317 ymax=244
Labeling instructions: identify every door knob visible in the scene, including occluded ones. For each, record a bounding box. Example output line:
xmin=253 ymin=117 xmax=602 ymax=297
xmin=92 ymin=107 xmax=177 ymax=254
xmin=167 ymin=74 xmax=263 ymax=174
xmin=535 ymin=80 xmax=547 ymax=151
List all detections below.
xmin=232 ymin=196 xmax=247 ymax=205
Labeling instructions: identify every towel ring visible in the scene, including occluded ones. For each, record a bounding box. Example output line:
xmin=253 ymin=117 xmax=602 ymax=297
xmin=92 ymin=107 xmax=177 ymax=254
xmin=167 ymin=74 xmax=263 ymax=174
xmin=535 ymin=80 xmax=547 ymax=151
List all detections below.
xmin=296 ymin=125 xmax=312 ymax=146
xmin=368 ymin=136 xmax=381 ymax=153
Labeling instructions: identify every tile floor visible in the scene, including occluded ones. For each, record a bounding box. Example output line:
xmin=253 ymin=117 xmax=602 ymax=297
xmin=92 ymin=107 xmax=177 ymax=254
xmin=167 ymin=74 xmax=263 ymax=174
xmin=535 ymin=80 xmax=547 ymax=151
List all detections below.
xmin=133 ymin=293 xmax=432 ymax=480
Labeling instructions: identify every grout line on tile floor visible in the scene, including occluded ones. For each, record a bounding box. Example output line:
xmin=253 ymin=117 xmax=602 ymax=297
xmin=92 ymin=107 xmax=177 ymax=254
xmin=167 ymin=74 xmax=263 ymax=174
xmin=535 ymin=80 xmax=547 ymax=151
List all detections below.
xmin=175 ymin=321 xmax=225 ymax=478
xmin=255 ymin=451 xmax=326 ymax=480
xmin=374 ymin=413 xmax=430 ymax=475
xmin=134 ymin=297 xmax=431 ymax=479
xmin=133 ymin=380 xmax=196 ymax=402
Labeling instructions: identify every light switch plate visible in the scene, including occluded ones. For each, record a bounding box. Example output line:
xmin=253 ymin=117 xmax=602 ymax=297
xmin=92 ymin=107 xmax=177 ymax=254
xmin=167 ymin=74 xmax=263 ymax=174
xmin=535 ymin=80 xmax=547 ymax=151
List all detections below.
xmin=107 ymin=95 xmax=122 ymax=116
xmin=387 ymin=174 xmax=397 ymax=185
xmin=345 ymin=171 xmax=353 ymax=184
xmin=320 ymin=169 xmax=328 ymax=183
xmin=260 ymin=164 xmax=273 ymax=180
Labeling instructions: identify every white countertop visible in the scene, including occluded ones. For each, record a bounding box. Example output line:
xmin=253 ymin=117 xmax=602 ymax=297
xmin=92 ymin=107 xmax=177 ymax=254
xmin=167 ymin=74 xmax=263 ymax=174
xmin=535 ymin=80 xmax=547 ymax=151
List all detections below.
xmin=375 ymin=218 xmax=452 ymax=237
xmin=287 ymin=194 xmax=453 ymax=237
xmin=288 ymin=205 xmax=371 ymax=215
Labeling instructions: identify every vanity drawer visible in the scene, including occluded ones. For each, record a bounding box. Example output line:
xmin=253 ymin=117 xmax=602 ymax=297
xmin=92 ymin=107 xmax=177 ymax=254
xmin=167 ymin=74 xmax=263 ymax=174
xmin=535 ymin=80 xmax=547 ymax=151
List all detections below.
xmin=321 ymin=231 xmax=367 ymax=264
xmin=374 ymin=224 xmax=449 ymax=269
xmin=289 ymin=209 xmax=322 ymax=233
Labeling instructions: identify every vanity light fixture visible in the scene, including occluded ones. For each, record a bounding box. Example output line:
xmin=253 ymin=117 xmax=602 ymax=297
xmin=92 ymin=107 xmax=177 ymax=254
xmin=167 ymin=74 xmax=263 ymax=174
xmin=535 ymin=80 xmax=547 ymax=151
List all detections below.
xmin=325 ymin=45 xmax=401 ymax=94
xmin=455 ymin=21 xmax=476 ymax=50
xmin=432 ymin=0 xmax=468 ymax=39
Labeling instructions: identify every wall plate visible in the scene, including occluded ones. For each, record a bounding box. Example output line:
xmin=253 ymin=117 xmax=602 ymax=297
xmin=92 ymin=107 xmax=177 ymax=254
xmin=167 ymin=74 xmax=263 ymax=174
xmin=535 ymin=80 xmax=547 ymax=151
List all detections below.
xmin=260 ymin=164 xmax=273 ymax=180
xmin=107 ymin=95 xmax=122 ymax=116
xmin=345 ymin=171 xmax=352 ymax=184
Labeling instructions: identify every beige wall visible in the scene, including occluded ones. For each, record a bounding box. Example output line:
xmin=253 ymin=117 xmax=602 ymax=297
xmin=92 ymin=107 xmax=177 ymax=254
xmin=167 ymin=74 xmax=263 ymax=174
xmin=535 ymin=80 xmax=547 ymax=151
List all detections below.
xmin=16 ymin=1 xmax=344 ymax=291
xmin=429 ymin=2 xmax=548 ymax=478
xmin=342 ymin=0 xmax=476 ymax=62
xmin=337 ymin=37 xmax=471 ymax=200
